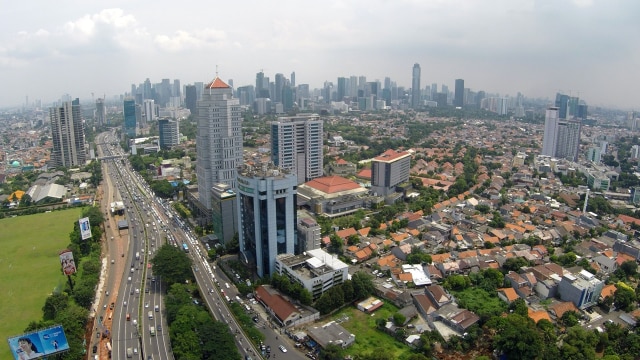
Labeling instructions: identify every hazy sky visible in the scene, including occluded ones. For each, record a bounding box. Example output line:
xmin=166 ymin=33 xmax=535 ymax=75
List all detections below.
xmin=1 ymin=0 xmax=638 ymax=109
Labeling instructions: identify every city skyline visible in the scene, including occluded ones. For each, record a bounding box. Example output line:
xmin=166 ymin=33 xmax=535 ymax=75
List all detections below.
xmin=2 ymin=1 xmax=639 ymax=109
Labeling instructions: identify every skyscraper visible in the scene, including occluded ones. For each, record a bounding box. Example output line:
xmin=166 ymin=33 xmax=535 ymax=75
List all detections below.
xmin=290 ymin=71 xmax=296 ymax=88
xmin=337 ymin=77 xmax=347 ymax=101
xmin=274 ymin=73 xmax=285 ymax=103
xmin=50 ymin=98 xmax=86 ymax=167
xmin=143 ymin=99 xmax=156 ymax=123
xmin=542 ymin=106 xmax=581 ymax=161
xmin=185 ymin=85 xmax=197 ymax=115
xmin=123 ymin=97 xmax=137 ymax=138
xmin=555 ymin=93 xmax=570 ymax=119
xmin=236 ymin=164 xmax=297 ymax=277
xmin=95 ymin=98 xmax=106 ymax=127
xmin=411 ymin=63 xmax=421 ymax=109
xmin=454 ymin=79 xmax=464 ymax=107
xmin=158 ymin=118 xmax=180 ymax=149
xmin=271 ymin=114 xmax=324 ymax=184
xmin=196 ymin=76 xmax=243 ymax=209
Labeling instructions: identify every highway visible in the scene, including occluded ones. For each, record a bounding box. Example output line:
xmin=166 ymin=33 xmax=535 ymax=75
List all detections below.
xmin=96 ymin=130 xmax=306 ymax=360
xmin=95 ymin=130 xmax=172 ymax=360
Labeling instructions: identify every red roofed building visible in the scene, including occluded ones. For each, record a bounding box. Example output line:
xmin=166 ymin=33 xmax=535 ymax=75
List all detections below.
xmin=297 ymin=176 xmax=368 ymax=217
xmin=371 ymin=149 xmax=411 ymax=196
xmin=255 ymin=285 xmax=319 ymax=327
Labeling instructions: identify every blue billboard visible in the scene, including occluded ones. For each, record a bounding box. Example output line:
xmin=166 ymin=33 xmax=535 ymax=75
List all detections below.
xmin=7 ymin=325 xmax=70 ymax=360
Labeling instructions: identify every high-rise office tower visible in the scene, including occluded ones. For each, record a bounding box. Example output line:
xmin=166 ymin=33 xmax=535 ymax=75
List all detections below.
xmin=95 ymin=98 xmax=106 ymax=127
xmin=50 ymin=98 xmax=86 ymax=167
xmin=158 ymin=118 xmax=180 ymax=149
xmin=194 ymin=82 xmax=204 ymax=101
xmin=123 ymin=97 xmax=137 ymax=138
xmin=271 ymin=114 xmax=323 ymax=184
xmin=542 ymin=107 xmax=559 ymax=157
xmin=173 ymin=79 xmax=181 ymax=98
xmin=236 ymin=164 xmax=298 ymax=277
xmin=274 ymin=73 xmax=285 ymax=103
xmin=196 ymin=75 xmax=242 ymax=209
xmin=555 ymin=93 xmax=570 ymax=119
xmin=236 ymin=85 xmax=256 ymax=106
xmin=290 ymin=71 xmax=296 ymax=88
xmin=185 ymin=85 xmax=197 ymax=115
xmin=349 ymin=76 xmax=358 ymax=98
xmin=256 ymin=71 xmax=269 ymax=98
xmin=411 ymin=63 xmax=421 ymax=109
xmin=431 ymin=83 xmax=437 ymax=100
xmin=143 ymin=78 xmax=152 ymax=100
xmin=337 ymin=77 xmax=347 ymax=101
xmin=454 ymin=79 xmax=464 ymax=107
xmin=542 ymin=106 xmax=581 ymax=161
xmin=143 ymin=99 xmax=156 ymax=123
xmin=555 ymin=119 xmax=582 ymax=161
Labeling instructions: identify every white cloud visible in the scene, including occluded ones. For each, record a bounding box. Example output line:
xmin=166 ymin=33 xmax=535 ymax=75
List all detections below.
xmin=154 ymin=28 xmax=227 ymax=52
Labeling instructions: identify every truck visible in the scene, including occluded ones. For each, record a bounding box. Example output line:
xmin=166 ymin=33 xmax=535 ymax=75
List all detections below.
xmin=135 ymin=252 xmax=140 ymax=260
xmin=149 ymin=326 xmax=155 ymax=336
xmin=126 ymin=348 xmax=133 ymax=358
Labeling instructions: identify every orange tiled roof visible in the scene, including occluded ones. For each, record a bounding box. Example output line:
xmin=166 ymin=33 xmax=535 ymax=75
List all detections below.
xmin=336 ymin=227 xmax=358 ymax=239
xmin=305 ymin=176 xmax=362 ymax=194
xmin=601 ymin=284 xmax=616 ymax=299
xmin=498 ymin=288 xmax=519 ymax=302
xmin=205 ymin=77 xmax=230 ymax=89
xmin=398 ymin=273 xmax=413 ymax=282
xmin=528 ymin=308 xmax=552 ymax=323
xmin=358 ymin=227 xmax=371 ymax=237
xmin=374 ymin=149 xmax=411 ymax=162
xmin=356 ymin=168 xmax=372 ymax=179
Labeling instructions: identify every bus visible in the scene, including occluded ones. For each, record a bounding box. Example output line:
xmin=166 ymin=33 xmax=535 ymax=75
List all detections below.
xmin=182 ymin=243 xmax=189 ymax=253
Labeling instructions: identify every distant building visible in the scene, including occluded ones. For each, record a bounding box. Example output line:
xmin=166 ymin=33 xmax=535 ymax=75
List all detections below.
xmin=411 ymin=63 xmax=421 ymax=109
xmin=237 ymin=164 xmax=298 ymax=277
xmin=541 ymin=106 xmax=581 ymax=161
xmin=184 ymin=84 xmax=197 ymax=115
xmin=558 ymin=270 xmax=604 ymax=309
xmin=123 ymin=97 xmax=137 ymax=138
xmin=371 ymin=149 xmax=411 ymax=196
xmin=50 ymin=98 xmax=86 ymax=167
xmin=454 ymin=79 xmax=464 ymax=107
xmin=274 ymin=249 xmax=349 ymax=300
xmin=95 ymin=98 xmax=106 ymax=126
xmin=271 ymin=114 xmax=324 ymax=184
xmin=158 ymin=118 xmax=180 ymax=149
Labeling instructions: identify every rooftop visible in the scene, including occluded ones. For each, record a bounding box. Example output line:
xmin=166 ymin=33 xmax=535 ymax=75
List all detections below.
xmin=304 ymin=175 xmax=363 ymax=194
xmin=373 ymin=149 xmax=411 ymax=163
xmin=205 ymin=76 xmax=230 ymax=89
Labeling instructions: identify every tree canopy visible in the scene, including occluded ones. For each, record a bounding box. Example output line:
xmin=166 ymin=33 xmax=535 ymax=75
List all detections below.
xmin=151 ymin=244 xmax=193 ymax=286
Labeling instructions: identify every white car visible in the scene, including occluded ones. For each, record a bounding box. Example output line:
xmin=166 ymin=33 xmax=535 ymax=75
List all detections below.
xmin=279 ymin=345 xmax=287 ymax=353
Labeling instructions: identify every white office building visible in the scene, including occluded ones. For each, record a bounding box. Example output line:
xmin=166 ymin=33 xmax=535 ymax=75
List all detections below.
xmin=195 ymin=76 xmax=242 ymax=209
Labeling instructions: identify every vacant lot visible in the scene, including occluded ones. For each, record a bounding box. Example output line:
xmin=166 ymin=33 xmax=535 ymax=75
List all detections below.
xmin=331 ymin=302 xmax=413 ymax=359
xmin=0 ymin=208 xmax=82 ymax=359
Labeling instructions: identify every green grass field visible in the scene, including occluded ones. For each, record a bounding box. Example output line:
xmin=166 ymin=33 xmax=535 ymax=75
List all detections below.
xmin=331 ymin=302 xmax=413 ymax=359
xmin=0 ymin=208 xmax=82 ymax=359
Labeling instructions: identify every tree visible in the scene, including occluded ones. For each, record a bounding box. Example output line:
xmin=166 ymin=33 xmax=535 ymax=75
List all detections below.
xmin=393 ymin=312 xmax=407 ymax=326
xmin=475 ymin=204 xmax=491 ymax=214
xmin=620 ymin=260 xmax=638 ymax=278
xmin=329 ymin=234 xmax=343 ymax=254
xmin=613 ymin=282 xmax=637 ymax=312
xmin=319 ymin=344 xmax=344 ymax=360
xmin=491 ymin=314 xmax=543 ymax=360
xmin=151 ymin=244 xmax=193 ymax=286
xmin=509 ymin=298 xmax=529 ymax=317
xmin=443 ymin=274 xmax=471 ymax=291
xmin=351 ymin=271 xmax=374 ymax=300
xmin=560 ymin=311 xmax=580 ymax=327
xmin=42 ymin=293 xmax=70 ymax=321
xmin=560 ymin=326 xmax=598 ymax=360
xmin=503 ymin=257 xmax=529 ymax=272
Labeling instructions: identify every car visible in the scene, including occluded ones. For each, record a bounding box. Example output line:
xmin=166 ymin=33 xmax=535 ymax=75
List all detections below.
xmin=92 ymin=345 xmax=97 ymax=353
xmin=279 ymin=345 xmax=287 ymax=353
xmin=109 ymin=302 xmax=114 ymax=310
xmin=157 ymin=325 xmax=162 ymax=332
xmin=133 ymin=348 xmax=138 ymax=355
xmin=111 ymin=259 xmax=115 ymax=264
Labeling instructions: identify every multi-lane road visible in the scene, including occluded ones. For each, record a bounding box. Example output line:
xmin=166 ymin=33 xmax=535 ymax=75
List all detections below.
xmin=95 ymin=130 xmax=306 ymax=359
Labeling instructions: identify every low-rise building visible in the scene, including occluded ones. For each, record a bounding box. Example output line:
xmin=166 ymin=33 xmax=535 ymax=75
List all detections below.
xmin=307 ymin=321 xmax=355 ymax=349
xmin=274 ymin=249 xmax=349 ymax=300
xmin=254 ymin=285 xmax=319 ymax=328
xmin=297 ymin=175 xmax=368 ymax=217
xmin=558 ymin=269 xmax=604 ymax=309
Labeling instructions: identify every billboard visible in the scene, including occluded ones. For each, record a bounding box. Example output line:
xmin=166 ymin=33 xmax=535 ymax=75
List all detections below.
xmin=7 ymin=325 xmax=70 ymax=360
xmin=59 ymin=250 xmax=76 ymax=276
xmin=79 ymin=217 xmax=92 ymax=240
